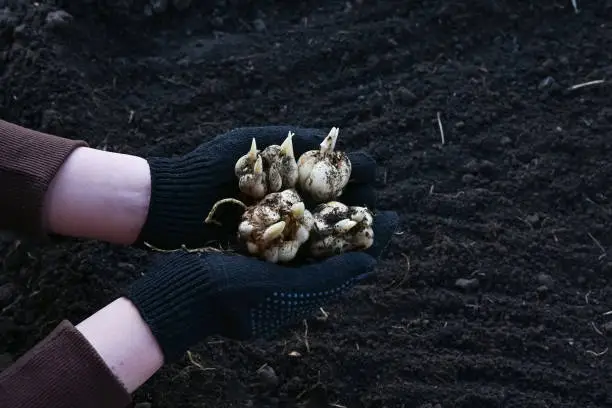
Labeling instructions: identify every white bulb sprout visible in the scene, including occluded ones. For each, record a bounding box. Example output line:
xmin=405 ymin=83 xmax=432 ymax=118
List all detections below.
xmin=297 ymin=127 xmax=352 ymax=203
xmin=234 ymin=132 xmax=298 ymax=200
xmin=237 ymin=189 xmax=314 ymax=263
xmin=309 ymin=201 xmax=374 ymax=258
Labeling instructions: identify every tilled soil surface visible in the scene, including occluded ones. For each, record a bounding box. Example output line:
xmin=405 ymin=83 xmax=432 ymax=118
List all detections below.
xmin=2 ymin=0 xmax=612 ymax=407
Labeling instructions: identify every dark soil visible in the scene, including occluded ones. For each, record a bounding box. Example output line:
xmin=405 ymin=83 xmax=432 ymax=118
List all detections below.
xmin=2 ymin=0 xmax=612 ymax=407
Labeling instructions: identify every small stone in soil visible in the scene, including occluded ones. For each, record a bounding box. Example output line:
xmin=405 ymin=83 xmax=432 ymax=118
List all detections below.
xmin=256 ymin=364 xmax=278 ymax=387
xmin=45 ymin=10 xmax=73 ymax=29
xmin=455 ymin=278 xmax=479 ymax=290
xmin=537 ymin=273 xmax=554 ymax=288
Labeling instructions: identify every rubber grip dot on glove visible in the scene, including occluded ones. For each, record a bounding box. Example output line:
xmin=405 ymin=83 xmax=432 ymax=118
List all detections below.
xmin=249 ymin=277 xmax=357 ymax=337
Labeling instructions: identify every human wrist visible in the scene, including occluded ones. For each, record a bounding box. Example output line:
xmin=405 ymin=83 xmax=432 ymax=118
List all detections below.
xmin=75 ymin=296 xmax=164 ymax=393
xmin=43 ymin=146 xmax=152 ymax=245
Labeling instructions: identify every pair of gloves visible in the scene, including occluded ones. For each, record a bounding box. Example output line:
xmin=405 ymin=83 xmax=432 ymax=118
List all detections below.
xmin=124 ymin=126 xmax=399 ymax=361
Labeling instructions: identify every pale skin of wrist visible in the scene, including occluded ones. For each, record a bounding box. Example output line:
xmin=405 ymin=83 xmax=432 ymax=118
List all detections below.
xmin=42 ymin=146 xmax=151 ymax=245
xmin=76 ymin=297 xmax=164 ymax=393
xmin=44 ymin=147 xmax=163 ymax=392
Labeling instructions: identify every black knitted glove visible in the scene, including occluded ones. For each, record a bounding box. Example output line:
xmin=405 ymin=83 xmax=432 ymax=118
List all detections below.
xmin=134 ymin=126 xmax=379 ymax=249
xmin=125 ymin=211 xmax=398 ymax=361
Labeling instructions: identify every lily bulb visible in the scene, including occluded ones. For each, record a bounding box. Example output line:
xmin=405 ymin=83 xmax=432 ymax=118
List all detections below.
xmin=309 ymin=201 xmax=374 ymax=258
xmin=235 ymin=138 xmax=268 ymax=199
xmin=260 ymin=131 xmax=299 ymax=192
xmin=237 ymin=189 xmax=314 ymax=263
xmin=234 ymin=132 xmax=299 ymax=200
xmin=297 ymin=127 xmax=352 ymax=203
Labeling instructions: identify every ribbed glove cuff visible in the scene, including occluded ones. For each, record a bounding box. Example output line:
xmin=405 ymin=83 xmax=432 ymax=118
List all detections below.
xmin=125 ymin=254 xmax=216 ymax=361
xmin=135 ymin=155 xmax=216 ymax=249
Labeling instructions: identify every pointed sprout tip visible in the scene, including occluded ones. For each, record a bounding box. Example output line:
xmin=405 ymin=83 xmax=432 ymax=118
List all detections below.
xmin=320 ymin=127 xmax=339 ymax=153
xmin=280 ymin=131 xmax=295 ymax=157
xmin=248 ymin=138 xmax=258 ymax=161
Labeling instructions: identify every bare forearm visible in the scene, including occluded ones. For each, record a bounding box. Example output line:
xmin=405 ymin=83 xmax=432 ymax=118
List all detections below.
xmin=76 ymin=297 xmax=164 ymax=393
xmin=42 ymin=147 xmax=151 ymax=245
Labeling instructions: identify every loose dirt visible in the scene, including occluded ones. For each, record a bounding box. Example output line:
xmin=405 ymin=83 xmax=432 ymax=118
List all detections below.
xmin=1 ymin=0 xmax=612 ymax=407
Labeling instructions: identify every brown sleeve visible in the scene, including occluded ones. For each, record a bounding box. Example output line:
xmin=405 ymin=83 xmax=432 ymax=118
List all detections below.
xmin=0 ymin=119 xmax=88 ymax=236
xmin=0 ymin=320 xmax=132 ymax=408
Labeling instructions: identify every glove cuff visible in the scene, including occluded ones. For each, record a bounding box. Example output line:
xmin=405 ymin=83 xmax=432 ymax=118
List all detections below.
xmin=124 ymin=254 xmax=216 ymax=361
xmin=134 ymin=155 xmax=215 ymax=249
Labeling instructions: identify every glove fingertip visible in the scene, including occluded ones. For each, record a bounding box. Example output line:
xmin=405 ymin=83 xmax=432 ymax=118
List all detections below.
xmin=339 ymin=185 xmax=377 ymax=209
xmin=365 ymin=210 xmax=400 ymax=258
xmin=374 ymin=210 xmax=400 ymax=232
xmin=347 ymin=151 xmax=377 ymax=184
xmin=322 ymin=251 xmax=377 ymax=277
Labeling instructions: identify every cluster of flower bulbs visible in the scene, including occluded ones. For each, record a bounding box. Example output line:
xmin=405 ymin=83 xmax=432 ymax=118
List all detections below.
xmin=228 ymin=127 xmax=375 ymax=264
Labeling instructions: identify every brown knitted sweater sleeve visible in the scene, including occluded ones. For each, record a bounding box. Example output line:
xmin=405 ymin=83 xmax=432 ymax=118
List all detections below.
xmin=0 ymin=119 xmax=88 ymax=236
xmin=0 ymin=320 xmax=132 ymax=408
xmin=0 ymin=120 xmax=133 ymax=407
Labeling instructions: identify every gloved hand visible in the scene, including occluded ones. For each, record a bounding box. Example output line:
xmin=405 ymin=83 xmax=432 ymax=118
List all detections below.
xmin=134 ymin=126 xmax=380 ymax=249
xmin=125 ymin=210 xmax=398 ymax=361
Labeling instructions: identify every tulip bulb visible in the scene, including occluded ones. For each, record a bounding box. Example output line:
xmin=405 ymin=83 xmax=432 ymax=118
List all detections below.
xmin=297 ymin=127 xmax=352 ymax=203
xmin=309 ymin=201 xmax=374 ymax=258
xmin=237 ymin=189 xmax=314 ymax=263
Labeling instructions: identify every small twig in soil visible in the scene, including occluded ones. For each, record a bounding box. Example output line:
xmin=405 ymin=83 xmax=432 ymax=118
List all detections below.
xmin=186 ymin=350 xmax=216 ymax=372
xmin=204 ymin=198 xmax=248 ymax=226
xmin=387 ymin=253 xmax=411 ymax=289
xmin=302 ymin=319 xmax=311 ymax=353
xmin=158 ymin=75 xmax=198 ymax=90
xmin=567 ymin=79 xmax=605 ymax=91
xmin=172 ymin=350 xmax=216 ymax=380
xmin=436 ymin=112 xmax=445 ymax=145
xmin=516 ymin=216 xmax=534 ymax=230
xmin=296 ymin=371 xmax=323 ymax=400
xmin=144 ymin=241 xmax=224 ymax=253
xmin=591 ymin=321 xmax=604 ymax=337
xmin=316 ymin=307 xmax=329 ymax=321
xmin=603 ymin=310 xmax=612 ymax=316
xmin=330 ymin=404 xmax=347 ymax=408
xmin=587 ymin=232 xmax=606 ymax=259
xmin=571 ymin=0 xmax=580 ymax=13
xmin=1 ymin=295 xmax=23 ymax=314
xmin=586 ymin=347 xmax=608 ymax=357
